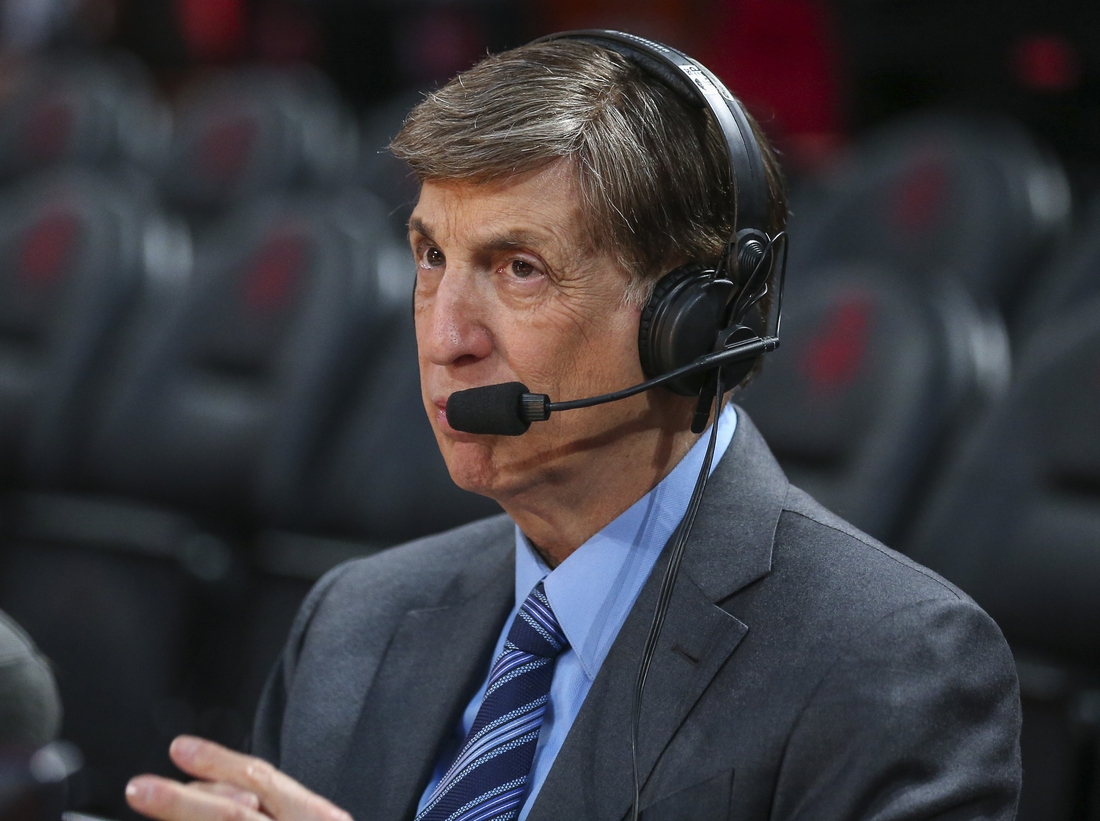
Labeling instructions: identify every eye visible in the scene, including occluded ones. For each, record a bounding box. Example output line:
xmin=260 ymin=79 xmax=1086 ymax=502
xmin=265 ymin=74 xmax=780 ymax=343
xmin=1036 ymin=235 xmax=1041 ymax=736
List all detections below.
xmin=417 ymin=245 xmax=445 ymax=269
xmin=507 ymin=259 xmax=537 ymax=279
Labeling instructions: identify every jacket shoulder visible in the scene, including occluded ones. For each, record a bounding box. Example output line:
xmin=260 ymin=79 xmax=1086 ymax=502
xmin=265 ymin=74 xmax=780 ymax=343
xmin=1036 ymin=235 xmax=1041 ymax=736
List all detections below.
xmin=765 ymin=491 xmax=1021 ymax=820
xmin=777 ymin=485 xmax=976 ymax=608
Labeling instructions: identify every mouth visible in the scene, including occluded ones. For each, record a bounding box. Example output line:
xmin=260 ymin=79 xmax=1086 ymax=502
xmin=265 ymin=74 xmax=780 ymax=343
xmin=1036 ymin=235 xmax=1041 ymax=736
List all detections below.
xmin=432 ymin=396 xmax=450 ymax=425
xmin=433 ymin=395 xmax=474 ymax=440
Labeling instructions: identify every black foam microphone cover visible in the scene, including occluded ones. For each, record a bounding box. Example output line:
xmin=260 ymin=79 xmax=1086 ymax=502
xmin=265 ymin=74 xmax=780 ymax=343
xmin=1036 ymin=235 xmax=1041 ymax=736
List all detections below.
xmin=446 ymin=382 xmax=532 ymax=436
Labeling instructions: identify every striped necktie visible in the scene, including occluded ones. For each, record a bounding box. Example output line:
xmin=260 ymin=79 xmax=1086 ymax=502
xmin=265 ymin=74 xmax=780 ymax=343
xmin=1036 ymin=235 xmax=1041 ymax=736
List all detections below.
xmin=416 ymin=582 xmax=568 ymax=821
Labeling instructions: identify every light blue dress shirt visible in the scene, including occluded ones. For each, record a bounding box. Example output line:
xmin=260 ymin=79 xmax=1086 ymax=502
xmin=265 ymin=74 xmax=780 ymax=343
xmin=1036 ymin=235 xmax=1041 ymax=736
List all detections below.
xmin=416 ymin=404 xmax=738 ymax=820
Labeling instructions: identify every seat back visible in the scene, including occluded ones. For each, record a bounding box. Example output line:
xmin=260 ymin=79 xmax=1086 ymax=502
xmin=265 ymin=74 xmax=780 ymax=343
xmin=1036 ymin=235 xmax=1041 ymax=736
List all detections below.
xmin=1017 ymin=194 xmax=1100 ymax=339
xmin=162 ymin=68 xmax=358 ymax=212
xmin=292 ymin=311 xmax=501 ymax=543
xmin=82 ymin=190 xmax=390 ymax=520
xmin=739 ymin=263 xmax=1000 ymax=543
xmin=790 ymin=113 xmax=1070 ymax=312
xmin=907 ymin=297 xmax=1100 ymax=666
xmin=0 ymin=169 xmax=173 ymax=487
xmin=906 ymin=298 xmax=1100 ymax=821
xmin=0 ymin=57 xmax=169 ymax=180
xmin=358 ymin=93 xmax=423 ymax=236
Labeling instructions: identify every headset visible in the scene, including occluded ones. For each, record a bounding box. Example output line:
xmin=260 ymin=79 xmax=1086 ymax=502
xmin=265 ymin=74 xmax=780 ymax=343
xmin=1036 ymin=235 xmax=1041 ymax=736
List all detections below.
xmin=570 ymin=31 xmax=787 ymax=403
xmin=444 ymin=30 xmax=788 ymax=821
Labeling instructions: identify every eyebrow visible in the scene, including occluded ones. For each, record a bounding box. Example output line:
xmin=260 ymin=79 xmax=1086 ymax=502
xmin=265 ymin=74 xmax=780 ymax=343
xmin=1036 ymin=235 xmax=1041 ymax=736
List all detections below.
xmin=408 ymin=217 xmax=549 ymax=254
xmin=408 ymin=217 xmax=433 ymax=241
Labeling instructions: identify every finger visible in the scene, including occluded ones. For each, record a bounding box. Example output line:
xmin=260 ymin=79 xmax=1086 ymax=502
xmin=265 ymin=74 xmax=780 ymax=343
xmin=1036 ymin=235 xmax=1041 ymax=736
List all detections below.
xmin=169 ymin=737 xmax=351 ymax=821
xmin=188 ymin=782 xmax=261 ymax=810
xmin=126 ymin=775 xmax=269 ymax=821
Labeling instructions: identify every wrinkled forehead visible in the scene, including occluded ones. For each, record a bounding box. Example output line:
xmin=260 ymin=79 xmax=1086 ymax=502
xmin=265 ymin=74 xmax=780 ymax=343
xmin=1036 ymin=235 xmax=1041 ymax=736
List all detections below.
xmin=409 ymin=163 xmax=598 ymax=256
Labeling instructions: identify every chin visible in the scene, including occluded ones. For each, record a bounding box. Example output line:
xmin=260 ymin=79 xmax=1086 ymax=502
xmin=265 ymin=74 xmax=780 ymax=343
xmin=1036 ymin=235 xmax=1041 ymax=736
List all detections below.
xmin=437 ymin=438 xmax=506 ymax=499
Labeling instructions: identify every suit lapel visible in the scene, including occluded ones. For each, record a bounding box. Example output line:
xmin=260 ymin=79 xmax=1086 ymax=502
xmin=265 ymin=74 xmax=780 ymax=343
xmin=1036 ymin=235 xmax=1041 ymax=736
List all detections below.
xmin=528 ymin=410 xmax=788 ymax=821
xmin=332 ymin=540 xmax=515 ymax=821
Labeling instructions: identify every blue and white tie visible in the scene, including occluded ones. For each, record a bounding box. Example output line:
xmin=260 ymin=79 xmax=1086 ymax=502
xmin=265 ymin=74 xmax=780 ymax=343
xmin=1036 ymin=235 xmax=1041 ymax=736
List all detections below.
xmin=416 ymin=582 xmax=567 ymax=821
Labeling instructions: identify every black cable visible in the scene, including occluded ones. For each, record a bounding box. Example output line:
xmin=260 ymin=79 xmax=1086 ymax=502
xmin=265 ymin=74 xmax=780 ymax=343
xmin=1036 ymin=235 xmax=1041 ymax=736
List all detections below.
xmin=627 ymin=369 xmax=725 ymax=821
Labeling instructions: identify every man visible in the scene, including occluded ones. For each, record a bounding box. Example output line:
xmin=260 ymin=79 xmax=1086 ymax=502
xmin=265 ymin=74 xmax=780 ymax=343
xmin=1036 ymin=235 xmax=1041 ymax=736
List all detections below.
xmin=126 ymin=34 xmax=1021 ymax=821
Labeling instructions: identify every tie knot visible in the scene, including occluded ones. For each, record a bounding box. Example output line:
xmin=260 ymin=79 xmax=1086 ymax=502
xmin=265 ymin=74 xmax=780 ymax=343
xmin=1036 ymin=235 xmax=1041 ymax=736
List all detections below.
xmin=506 ymin=582 xmax=567 ymax=658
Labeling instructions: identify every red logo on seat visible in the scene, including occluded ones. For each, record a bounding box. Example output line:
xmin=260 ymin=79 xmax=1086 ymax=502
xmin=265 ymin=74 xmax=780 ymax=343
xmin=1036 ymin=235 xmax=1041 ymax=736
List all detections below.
xmin=197 ymin=118 xmax=257 ymax=185
xmin=21 ymin=99 xmax=74 ymax=164
xmin=799 ymin=293 xmax=873 ymax=395
xmin=891 ymin=156 xmax=947 ymax=235
xmin=18 ymin=211 xmax=79 ymax=288
xmin=242 ymin=232 xmax=307 ymax=312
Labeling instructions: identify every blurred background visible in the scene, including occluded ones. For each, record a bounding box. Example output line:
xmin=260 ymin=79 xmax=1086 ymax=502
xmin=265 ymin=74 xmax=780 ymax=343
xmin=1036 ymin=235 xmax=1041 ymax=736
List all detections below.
xmin=0 ymin=0 xmax=1096 ymax=820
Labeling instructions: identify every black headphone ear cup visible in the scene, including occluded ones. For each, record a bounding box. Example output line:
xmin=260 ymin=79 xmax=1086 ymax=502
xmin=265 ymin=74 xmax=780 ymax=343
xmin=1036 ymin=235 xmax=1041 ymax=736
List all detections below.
xmin=638 ymin=264 xmax=734 ymax=396
xmin=638 ymin=265 xmax=698 ymax=378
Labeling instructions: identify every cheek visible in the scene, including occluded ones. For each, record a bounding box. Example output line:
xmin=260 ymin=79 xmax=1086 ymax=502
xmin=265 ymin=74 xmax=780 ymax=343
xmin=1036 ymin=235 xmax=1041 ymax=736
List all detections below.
xmin=505 ymin=315 xmax=641 ymax=401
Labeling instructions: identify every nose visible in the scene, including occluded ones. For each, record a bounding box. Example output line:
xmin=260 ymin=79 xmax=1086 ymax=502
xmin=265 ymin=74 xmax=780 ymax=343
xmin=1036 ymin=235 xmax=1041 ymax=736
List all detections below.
xmin=416 ymin=266 xmax=494 ymax=369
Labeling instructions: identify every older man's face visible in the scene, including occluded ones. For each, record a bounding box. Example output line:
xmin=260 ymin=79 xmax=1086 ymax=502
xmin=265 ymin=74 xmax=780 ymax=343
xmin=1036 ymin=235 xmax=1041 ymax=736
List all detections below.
xmin=409 ymin=161 xmax=683 ymax=504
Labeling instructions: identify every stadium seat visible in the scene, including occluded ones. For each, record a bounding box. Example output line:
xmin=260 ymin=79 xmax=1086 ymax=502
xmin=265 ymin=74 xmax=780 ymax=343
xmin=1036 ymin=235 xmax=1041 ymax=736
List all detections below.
xmin=358 ymin=92 xmax=422 ymax=236
xmin=906 ymin=296 xmax=1100 ymax=821
xmin=0 ymin=168 xmax=183 ymax=489
xmin=0 ymin=166 xmax=200 ymax=818
xmin=80 ymin=189 xmax=394 ymax=520
xmin=225 ymin=312 xmax=501 ymax=728
xmin=1017 ymin=194 xmax=1100 ymax=339
xmin=739 ymin=263 xmax=1006 ymax=544
xmin=289 ymin=310 xmax=502 ymax=543
xmin=906 ymin=295 xmax=1100 ymax=670
xmin=161 ymin=67 xmax=359 ymax=214
xmin=0 ymin=495 xmax=242 ymax=816
xmin=1 ymin=186 xmax=406 ymax=808
xmin=789 ymin=113 xmax=1071 ymax=314
xmin=0 ymin=56 xmax=170 ymax=180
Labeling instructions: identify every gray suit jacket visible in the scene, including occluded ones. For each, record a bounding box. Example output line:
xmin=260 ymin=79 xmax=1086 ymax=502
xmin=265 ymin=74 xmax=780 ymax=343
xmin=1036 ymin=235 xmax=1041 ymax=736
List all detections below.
xmin=252 ymin=411 xmax=1021 ymax=821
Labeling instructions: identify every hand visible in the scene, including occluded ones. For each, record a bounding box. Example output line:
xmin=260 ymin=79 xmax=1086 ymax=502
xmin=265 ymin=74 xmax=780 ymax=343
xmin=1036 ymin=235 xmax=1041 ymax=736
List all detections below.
xmin=127 ymin=736 xmax=353 ymax=821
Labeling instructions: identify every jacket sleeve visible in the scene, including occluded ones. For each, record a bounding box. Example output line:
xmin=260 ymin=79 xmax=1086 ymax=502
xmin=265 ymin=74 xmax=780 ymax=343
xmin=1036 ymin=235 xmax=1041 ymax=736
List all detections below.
xmin=770 ymin=596 xmax=1022 ymax=821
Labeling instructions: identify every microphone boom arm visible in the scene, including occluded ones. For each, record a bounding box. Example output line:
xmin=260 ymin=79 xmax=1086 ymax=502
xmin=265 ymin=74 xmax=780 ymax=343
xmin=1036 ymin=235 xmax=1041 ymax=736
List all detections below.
xmin=520 ymin=334 xmax=779 ymax=422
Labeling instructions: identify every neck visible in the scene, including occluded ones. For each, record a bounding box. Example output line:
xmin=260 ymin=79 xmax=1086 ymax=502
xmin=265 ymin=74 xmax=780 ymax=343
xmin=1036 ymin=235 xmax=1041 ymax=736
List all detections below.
xmin=500 ymin=422 xmax=700 ymax=567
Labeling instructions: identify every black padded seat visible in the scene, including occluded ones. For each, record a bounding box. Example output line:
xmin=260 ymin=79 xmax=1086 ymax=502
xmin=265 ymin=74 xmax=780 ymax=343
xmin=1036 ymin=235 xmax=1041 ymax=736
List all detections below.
xmin=0 ymin=496 xmax=241 ymax=817
xmin=905 ymin=297 xmax=1100 ymax=821
xmin=81 ymin=190 xmax=392 ymax=520
xmin=790 ymin=113 xmax=1070 ymax=312
xmin=357 ymin=92 xmax=422 ymax=236
xmin=161 ymin=67 xmax=358 ymax=213
xmin=0 ymin=168 xmax=180 ymax=488
xmin=906 ymin=296 xmax=1100 ymax=669
xmin=0 ymin=56 xmax=170 ymax=179
xmin=230 ymin=314 xmax=501 ymax=729
xmin=739 ymin=263 xmax=1001 ymax=544
xmin=283 ymin=310 xmax=502 ymax=542
xmin=1018 ymin=194 xmax=1100 ymax=339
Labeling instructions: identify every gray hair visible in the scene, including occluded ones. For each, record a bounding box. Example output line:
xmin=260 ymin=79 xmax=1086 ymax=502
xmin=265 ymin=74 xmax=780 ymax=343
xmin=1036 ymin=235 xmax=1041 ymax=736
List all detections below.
xmin=390 ymin=38 xmax=787 ymax=304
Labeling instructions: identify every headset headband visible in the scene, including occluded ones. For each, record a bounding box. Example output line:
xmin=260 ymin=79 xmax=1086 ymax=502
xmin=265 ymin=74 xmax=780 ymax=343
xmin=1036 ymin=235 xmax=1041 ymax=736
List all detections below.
xmin=534 ymin=30 xmax=770 ymax=244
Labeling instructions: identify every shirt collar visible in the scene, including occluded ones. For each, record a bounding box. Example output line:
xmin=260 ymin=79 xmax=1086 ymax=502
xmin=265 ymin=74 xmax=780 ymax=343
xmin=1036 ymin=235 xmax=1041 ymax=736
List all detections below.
xmin=513 ymin=404 xmax=738 ymax=680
